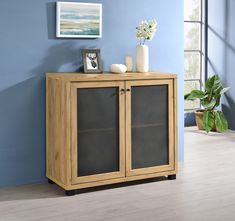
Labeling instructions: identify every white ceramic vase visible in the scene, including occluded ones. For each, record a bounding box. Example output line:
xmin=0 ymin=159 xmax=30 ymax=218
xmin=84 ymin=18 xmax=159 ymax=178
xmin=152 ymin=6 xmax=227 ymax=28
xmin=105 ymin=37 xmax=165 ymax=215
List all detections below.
xmin=136 ymin=45 xmax=149 ymax=73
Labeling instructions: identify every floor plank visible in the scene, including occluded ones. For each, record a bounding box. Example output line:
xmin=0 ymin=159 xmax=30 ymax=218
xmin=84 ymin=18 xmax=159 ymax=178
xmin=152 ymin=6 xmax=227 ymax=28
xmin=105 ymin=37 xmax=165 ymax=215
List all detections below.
xmin=1 ymin=127 xmax=235 ymax=221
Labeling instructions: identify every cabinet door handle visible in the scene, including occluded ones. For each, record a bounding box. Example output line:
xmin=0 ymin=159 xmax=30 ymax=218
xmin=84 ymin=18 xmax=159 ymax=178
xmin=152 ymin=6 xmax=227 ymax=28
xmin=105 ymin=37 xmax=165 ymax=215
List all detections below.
xmin=120 ymin=89 xmax=125 ymax=92
xmin=126 ymin=89 xmax=131 ymax=92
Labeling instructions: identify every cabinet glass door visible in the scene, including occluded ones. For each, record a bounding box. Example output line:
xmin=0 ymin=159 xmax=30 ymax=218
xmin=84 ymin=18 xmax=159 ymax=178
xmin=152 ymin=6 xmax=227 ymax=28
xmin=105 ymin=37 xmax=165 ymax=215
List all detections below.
xmin=126 ymin=80 xmax=175 ymax=176
xmin=71 ymin=81 xmax=125 ymax=184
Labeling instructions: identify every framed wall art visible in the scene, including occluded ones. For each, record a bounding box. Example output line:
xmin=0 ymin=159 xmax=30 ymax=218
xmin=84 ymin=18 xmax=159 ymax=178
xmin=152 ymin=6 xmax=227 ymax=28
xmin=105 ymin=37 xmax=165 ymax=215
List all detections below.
xmin=82 ymin=49 xmax=103 ymax=73
xmin=56 ymin=2 xmax=102 ymax=38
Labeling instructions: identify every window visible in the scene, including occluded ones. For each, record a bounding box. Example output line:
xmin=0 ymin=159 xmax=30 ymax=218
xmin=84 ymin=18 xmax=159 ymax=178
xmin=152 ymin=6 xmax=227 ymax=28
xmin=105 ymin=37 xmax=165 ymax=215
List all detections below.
xmin=184 ymin=0 xmax=205 ymax=110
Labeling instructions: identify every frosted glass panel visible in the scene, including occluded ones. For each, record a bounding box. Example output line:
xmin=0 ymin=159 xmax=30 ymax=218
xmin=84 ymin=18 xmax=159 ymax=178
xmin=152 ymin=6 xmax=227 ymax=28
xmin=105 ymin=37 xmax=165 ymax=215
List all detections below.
xmin=184 ymin=81 xmax=201 ymax=109
xmin=77 ymin=87 xmax=119 ymax=176
xmin=184 ymin=23 xmax=200 ymax=50
xmin=184 ymin=52 xmax=200 ymax=79
xmin=131 ymin=85 xmax=169 ymax=169
xmin=184 ymin=0 xmax=201 ymax=21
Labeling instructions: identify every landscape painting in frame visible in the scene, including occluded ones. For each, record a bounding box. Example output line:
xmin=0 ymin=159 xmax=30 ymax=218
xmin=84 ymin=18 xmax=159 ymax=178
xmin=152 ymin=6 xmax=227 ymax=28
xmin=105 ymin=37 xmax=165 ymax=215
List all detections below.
xmin=56 ymin=2 xmax=102 ymax=38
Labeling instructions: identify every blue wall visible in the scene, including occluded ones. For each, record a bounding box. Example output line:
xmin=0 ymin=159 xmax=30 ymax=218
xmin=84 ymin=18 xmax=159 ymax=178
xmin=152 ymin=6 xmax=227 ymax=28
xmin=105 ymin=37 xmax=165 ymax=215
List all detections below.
xmin=0 ymin=0 xmax=184 ymax=187
xmin=208 ymin=0 xmax=235 ymax=129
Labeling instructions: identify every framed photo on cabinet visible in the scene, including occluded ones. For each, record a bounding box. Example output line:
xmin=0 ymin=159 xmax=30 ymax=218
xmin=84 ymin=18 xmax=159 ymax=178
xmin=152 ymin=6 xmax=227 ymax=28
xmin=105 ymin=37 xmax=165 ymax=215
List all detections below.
xmin=82 ymin=49 xmax=103 ymax=73
xmin=56 ymin=2 xmax=102 ymax=38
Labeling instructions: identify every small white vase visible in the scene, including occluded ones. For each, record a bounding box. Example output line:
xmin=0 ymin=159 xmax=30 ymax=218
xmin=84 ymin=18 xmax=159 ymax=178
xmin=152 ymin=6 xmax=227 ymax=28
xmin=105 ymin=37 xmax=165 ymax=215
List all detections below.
xmin=125 ymin=56 xmax=133 ymax=72
xmin=136 ymin=45 xmax=149 ymax=73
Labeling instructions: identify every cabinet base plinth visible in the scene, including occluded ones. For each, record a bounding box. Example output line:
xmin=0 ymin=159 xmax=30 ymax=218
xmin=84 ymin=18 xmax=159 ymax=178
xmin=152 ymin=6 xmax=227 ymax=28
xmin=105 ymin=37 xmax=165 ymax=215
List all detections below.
xmin=47 ymin=171 xmax=178 ymax=193
xmin=168 ymin=174 xmax=176 ymax=180
xmin=48 ymin=178 xmax=55 ymax=184
xmin=65 ymin=190 xmax=76 ymax=196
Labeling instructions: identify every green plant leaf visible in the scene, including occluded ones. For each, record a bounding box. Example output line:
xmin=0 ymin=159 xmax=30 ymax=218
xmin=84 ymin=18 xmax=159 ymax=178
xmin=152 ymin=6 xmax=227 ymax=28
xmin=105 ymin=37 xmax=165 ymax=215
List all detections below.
xmin=206 ymin=75 xmax=219 ymax=92
xmin=215 ymin=111 xmax=228 ymax=132
xmin=201 ymin=99 xmax=216 ymax=110
xmin=220 ymin=87 xmax=230 ymax=95
xmin=215 ymin=95 xmax=221 ymax=107
xmin=186 ymin=74 xmax=229 ymax=111
xmin=212 ymin=79 xmax=221 ymax=90
xmin=203 ymin=111 xmax=214 ymax=133
xmin=205 ymin=76 xmax=213 ymax=92
xmin=184 ymin=93 xmax=193 ymax=100
xmin=184 ymin=90 xmax=205 ymax=101
xmin=190 ymin=90 xmax=205 ymax=99
xmin=214 ymin=86 xmax=223 ymax=96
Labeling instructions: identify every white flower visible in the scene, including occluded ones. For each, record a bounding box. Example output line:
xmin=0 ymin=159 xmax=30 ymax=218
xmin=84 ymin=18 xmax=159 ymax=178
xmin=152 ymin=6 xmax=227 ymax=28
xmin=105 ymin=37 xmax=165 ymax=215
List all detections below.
xmin=136 ymin=19 xmax=157 ymax=45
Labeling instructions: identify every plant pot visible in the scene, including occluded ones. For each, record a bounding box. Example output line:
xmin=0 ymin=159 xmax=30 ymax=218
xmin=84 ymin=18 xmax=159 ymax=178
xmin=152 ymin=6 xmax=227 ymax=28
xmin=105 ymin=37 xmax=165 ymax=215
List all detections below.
xmin=136 ymin=45 xmax=149 ymax=72
xmin=195 ymin=110 xmax=216 ymax=131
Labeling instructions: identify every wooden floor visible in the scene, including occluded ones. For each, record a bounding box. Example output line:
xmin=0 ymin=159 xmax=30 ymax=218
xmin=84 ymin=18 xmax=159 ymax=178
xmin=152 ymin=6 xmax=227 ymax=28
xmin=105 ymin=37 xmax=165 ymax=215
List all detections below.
xmin=1 ymin=127 xmax=235 ymax=221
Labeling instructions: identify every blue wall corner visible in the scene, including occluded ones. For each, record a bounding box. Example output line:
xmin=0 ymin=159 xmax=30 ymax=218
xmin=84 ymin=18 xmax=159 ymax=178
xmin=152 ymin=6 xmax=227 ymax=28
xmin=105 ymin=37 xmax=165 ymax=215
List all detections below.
xmin=208 ymin=0 xmax=235 ymax=130
xmin=0 ymin=0 xmax=184 ymax=187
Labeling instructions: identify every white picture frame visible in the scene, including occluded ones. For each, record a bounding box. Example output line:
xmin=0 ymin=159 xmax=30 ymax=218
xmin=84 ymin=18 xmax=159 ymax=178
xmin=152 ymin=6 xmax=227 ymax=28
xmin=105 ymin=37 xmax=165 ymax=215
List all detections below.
xmin=56 ymin=2 xmax=102 ymax=38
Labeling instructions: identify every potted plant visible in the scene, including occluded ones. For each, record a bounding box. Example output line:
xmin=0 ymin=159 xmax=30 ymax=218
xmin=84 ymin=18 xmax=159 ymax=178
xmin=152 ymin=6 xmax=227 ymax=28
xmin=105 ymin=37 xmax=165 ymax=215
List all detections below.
xmin=184 ymin=75 xmax=230 ymax=133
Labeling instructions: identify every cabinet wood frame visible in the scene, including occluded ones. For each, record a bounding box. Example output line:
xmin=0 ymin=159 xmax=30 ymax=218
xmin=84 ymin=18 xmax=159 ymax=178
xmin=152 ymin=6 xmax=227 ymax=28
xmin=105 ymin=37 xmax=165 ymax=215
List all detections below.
xmin=71 ymin=81 xmax=126 ymax=184
xmin=125 ymin=79 xmax=175 ymax=177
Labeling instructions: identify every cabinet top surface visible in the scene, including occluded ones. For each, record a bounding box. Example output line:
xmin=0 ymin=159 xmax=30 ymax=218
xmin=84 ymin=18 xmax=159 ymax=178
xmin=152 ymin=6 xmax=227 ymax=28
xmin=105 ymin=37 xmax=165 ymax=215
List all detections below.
xmin=46 ymin=72 xmax=177 ymax=82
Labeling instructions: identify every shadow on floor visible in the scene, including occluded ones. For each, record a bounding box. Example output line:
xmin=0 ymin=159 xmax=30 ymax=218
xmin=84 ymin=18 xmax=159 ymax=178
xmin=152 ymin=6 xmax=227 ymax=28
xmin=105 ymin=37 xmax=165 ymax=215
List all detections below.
xmin=0 ymin=177 xmax=169 ymax=202
xmin=0 ymin=182 xmax=64 ymax=202
xmin=74 ymin=177 xmax=168 ymax=195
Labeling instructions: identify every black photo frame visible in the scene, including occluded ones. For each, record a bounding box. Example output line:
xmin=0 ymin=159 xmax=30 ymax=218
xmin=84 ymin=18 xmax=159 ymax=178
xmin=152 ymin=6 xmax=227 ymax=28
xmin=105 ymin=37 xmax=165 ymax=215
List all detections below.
xmin=82 ymin=49 xmax=103 ymax=73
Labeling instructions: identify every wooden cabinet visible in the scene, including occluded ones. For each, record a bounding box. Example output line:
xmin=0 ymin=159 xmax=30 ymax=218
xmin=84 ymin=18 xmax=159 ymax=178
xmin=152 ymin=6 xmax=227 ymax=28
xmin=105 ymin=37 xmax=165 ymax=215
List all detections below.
xmin=46 ymin=72 xmax=178 ymax=195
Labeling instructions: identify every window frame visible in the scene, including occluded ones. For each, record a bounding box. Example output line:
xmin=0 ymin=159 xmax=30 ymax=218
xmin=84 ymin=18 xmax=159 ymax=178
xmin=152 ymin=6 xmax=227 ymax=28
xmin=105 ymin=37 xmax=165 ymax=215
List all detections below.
xmin=184 ymin=0 xmax=206 ymax=111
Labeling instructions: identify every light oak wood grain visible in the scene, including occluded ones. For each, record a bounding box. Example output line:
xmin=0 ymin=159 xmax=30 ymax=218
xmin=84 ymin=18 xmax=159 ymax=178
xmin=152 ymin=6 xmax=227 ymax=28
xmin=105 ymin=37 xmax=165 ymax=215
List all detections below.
xmin=46 ymin=78 xmax=71 ymax=186
xmin=173 ymin=78 xmax=178 ymax=173
xmin=46 ymin=72 xmax=177 ymax=82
